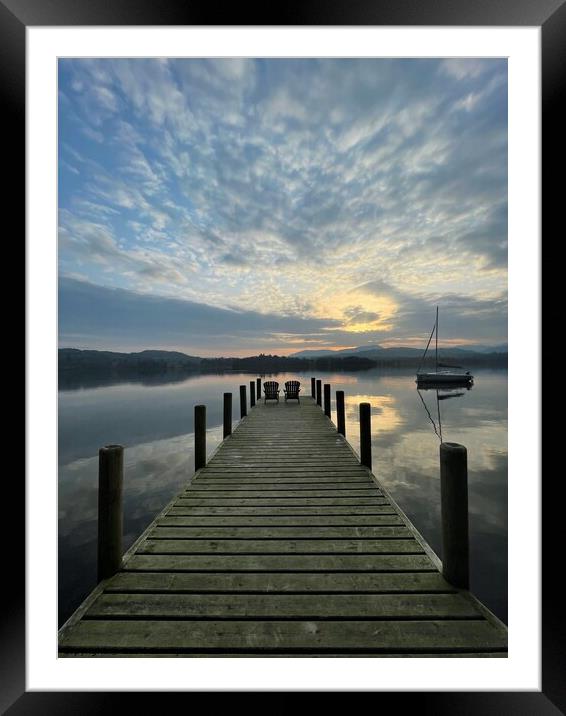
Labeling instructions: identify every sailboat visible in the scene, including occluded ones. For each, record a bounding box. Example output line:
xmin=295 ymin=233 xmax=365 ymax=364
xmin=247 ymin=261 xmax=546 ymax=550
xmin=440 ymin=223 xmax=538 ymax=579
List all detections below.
xmin=416 ymin=307 xmax=474 ymax=386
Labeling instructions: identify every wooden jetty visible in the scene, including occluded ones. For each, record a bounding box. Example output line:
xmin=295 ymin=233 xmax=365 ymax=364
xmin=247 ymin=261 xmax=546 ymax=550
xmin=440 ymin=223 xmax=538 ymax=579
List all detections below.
xmin=59 ymin=388 xmax=507 ymax=657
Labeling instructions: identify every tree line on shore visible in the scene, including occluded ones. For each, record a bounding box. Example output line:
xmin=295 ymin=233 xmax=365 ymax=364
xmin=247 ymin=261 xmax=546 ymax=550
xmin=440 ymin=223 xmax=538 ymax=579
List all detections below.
xmin=59 ymin=347 xmax=507 ymax=379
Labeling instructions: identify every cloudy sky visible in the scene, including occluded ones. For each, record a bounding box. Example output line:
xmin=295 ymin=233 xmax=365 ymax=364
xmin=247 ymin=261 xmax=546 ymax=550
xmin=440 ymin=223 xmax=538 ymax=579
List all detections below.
xmin=58 ymin=58 xmax=507 ymax=356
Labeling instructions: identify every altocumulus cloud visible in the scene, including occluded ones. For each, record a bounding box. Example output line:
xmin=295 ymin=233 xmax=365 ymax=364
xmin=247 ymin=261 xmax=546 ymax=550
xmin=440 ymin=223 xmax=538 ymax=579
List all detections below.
xmin=58 ymin=58 xmax=508 ymax=353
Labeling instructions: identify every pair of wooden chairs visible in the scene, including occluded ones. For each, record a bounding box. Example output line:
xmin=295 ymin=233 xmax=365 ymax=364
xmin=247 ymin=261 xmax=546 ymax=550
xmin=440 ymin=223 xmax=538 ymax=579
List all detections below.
xmin=263 ymin=380 xmax=301 ymax=403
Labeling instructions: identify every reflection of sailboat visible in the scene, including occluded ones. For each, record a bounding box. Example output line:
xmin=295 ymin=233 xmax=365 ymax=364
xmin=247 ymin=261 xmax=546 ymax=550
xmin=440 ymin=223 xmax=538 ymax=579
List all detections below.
xmin=416 ymin=384 xmax=471 ymax=442
xmin=418 ymin=385 xmax=471 ymax=398
xmin=437 ymin=391 xmax=465 ymax=401
xmin=416 ymin=307 xmax=474 ymax=386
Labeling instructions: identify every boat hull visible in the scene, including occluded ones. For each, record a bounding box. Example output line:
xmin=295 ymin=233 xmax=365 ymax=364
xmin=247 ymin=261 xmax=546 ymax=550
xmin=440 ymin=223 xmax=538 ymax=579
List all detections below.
xmin=416 ymin=372 xmax=473 ymax=385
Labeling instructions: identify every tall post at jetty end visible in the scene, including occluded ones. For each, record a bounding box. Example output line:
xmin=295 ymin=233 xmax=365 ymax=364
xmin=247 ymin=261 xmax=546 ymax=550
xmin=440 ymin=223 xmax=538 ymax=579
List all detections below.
xmin=223 ymin=393 xmax=232 ymax=438
xmin=194 ymin=405 xmax=206 ymax=471
xmin=323 ymin=383 xmax=331 ymax=418
xmin=97 ymin=444 xmax=124 ymax=582
xmin=336 ymin=390 xmax=345 ymax=436
xmin=359 ymin=403 xmax=372 ymax=470
xmin=240 ymin=385 xmax=247 ymax=418
xmin=440 ymin=442 xmax=470 ymax=590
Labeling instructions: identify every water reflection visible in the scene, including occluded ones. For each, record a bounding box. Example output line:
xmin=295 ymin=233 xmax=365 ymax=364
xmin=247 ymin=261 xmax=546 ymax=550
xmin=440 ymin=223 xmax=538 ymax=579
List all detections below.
xmin=416 ymin=386 xmax=470 ymax=441
xmin=58 ymin=367 xmax=507 ymax=626
xmin=345 ymin=394 xmax=405 ymax=434
xmin=59 ymin=371 xmax=195 ymax=391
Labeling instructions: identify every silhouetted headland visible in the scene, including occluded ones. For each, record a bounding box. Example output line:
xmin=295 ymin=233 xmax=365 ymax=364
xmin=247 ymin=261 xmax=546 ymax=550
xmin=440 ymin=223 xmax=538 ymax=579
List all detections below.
xmin=58 ymin=347 xmax=507 ymax=389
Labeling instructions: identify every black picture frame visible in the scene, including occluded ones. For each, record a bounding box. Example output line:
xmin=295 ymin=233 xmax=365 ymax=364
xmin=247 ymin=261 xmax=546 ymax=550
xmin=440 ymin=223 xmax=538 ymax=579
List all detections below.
xmin=11 ymin=0 xmax=557 ymax=711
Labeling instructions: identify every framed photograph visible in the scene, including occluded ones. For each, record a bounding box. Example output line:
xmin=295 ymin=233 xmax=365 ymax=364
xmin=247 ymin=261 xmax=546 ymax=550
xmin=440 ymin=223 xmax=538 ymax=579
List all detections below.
xmin=14 ymin=0 xmax=556 ymax=710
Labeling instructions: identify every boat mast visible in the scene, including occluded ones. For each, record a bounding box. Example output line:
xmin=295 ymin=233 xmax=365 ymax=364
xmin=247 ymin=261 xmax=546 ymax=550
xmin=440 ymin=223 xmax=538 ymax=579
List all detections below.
xmin=417 ymin=318 xmax=436 ymax=373
xmin=435 ymin=306 xmax=438 ymax=373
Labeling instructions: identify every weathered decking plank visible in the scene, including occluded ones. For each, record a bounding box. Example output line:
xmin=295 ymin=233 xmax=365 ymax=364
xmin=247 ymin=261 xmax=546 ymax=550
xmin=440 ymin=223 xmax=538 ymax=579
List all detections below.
xmin=181 ymin=489 xmax=383 ymax=497
xmin=85 ymin=593 xmax=481 ymax=619
xmin=137 ymin=538 xmax=422 ymax=554
xmin=158 ymin=514 xmax=405 ymax=525
xmin=60 ymin=652 xmax=508 ymax=658
xmin=59 ymin=619 xmax=507 ymax=653
xmin=175 ymin=497 xmax=390 ymax=506
xmin=150 ymin=526 xmax=412 ymax=538
xmin=193 ymin=477 xmax=375 ymax=484
xmin=59 ymin=395 xmax=507 ymax=657
xmin=104 ymin=571 xmax=457 ymax=593
xmin=123 ymin=554 xmax=435 ymax=571
xmin=166 ymin=505 xmax=399 ymax=515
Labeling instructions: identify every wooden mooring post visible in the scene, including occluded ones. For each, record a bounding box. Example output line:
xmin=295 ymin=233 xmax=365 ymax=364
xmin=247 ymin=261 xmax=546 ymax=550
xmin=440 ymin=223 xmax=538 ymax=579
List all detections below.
xmin=97 ymin=444 xmax=124 ymax=582
xmin=323 ymin=383 xmax=331 ymax=417
xmin=336 ymin=390 xmax=345 ymax=436
xmin=250 ymin=381 xmax=256 ymax=408
xmin=239 ymin=385 xmax=247 ymax=418
xmin=359 ymin=402 xmax=372 ymax=469
xmin=316 ymin=379 xmax=322 ymax=406
xmin=256 ymin=377 xmax=261 ymax=400
xmin=311 ymin=377 xmax=316 ymax=398
xmin=194 ymin=404 xmax=206 ymax=471
xmin=223 ymin=392 xmax=232 ymax=439
xmin=440 ymin=442 xmax=470 ymax=589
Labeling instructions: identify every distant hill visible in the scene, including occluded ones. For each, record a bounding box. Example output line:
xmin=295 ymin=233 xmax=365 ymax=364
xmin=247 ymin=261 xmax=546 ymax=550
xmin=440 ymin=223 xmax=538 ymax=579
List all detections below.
xmin=59 ymin=348 xmax=201 ymax=376
xmin=290 ymin=343 xmax=507 ymax=360
xmin=464 ymin=343 xmax=508 ymax=354
xmin=290 ymin=345 xmax=383 ymax=358
xmin=134 ymin=349 xmax=201 ymax=365
xmin=58 ymin=348 xmax=381 ymax=383
xmin=288 ymin=349 xmax=339 ymax=358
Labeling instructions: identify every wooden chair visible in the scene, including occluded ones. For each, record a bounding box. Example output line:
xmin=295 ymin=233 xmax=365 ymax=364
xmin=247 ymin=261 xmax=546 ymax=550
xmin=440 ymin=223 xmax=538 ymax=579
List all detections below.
xmin=263 ymin=381 xmax=280 ymax=403
xmin=284 ymin=380 xmax=301 ymax=402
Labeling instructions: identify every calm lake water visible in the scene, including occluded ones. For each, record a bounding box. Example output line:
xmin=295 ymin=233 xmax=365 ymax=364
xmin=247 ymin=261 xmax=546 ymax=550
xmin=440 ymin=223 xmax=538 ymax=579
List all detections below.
xmin=58 ymin=367 xmax=507 ymax=626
